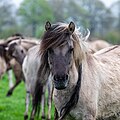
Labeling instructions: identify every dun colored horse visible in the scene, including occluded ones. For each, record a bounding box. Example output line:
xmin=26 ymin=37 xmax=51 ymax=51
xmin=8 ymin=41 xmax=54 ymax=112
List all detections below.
xmin=36 ymin=21 xmax=120 ymax=120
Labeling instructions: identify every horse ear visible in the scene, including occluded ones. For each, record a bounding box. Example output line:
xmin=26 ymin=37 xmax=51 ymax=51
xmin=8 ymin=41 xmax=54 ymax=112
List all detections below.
xmin=68 ymin=22 xmax=75 ymax=34
xmin=45 ymin=21 xmax=51 ymax=31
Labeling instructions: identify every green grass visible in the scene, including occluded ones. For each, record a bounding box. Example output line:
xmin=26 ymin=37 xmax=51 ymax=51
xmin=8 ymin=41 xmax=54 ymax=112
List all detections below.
xmin=0 ymin=74 xmax=54 ymax=120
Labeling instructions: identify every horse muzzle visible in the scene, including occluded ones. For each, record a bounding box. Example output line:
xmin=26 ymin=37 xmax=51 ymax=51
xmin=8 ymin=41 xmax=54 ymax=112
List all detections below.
xmin=53 ymin=74 xmax=69 ymax=90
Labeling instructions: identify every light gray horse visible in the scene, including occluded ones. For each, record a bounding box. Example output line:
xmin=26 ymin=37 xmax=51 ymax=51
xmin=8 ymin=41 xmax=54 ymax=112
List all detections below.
xmin=22 ymin=44 xmax=53 ymax=120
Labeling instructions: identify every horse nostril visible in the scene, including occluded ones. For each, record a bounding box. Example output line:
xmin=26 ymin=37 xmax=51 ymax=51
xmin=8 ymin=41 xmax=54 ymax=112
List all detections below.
xmin=54 ymin=75 xmax=62 ymax=81
xmin=54 ymin=74 xmax=68 ymax=81
xmin=65 ymin=74 xmax=68 ymax=80
xmin=54 ymin=75 xmax=57 ymax=81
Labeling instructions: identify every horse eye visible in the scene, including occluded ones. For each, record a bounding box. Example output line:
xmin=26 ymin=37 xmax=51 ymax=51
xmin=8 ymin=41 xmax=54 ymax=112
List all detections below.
xmin=21 ymin=50 xmax=24 ymax=53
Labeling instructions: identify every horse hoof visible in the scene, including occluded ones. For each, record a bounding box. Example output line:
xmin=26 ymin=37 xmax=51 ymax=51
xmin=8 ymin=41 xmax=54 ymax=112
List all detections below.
xmin=6 ymin=91 xmax=12 ymax=97
xmin=24 ymin=114 xmax=28 ymax=120
xmin=30 ymin=117 xmax=34 ymax=120
xmin=41 ymin=116 xmax=46 ymax=119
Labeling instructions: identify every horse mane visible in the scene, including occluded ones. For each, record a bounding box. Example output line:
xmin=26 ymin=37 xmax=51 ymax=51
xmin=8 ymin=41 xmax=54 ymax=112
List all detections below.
xmin=0 ymin=45 xmax=5 ymax=57
xmin=11 ymin=33 xmax=24 ymax=38
xmin=34 ymin=23 xmax=89 ymax=119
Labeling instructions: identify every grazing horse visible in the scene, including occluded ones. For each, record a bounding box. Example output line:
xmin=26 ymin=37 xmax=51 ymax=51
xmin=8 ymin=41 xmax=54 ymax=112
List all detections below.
xmin=33 ymin=21 xmax=120 ymax=120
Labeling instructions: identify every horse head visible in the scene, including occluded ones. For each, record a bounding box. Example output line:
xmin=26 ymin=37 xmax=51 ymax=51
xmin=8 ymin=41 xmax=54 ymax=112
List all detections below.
xmin=7 ymin=40 xmax=26 ymax=65
xmin=40 ymin=21 xmax=83 ymax=90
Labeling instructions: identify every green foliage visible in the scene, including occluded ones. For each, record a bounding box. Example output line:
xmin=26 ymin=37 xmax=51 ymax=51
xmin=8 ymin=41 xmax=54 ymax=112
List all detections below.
xmin=0 ymin=0 xmax=20 ymax=39
xmin=0 ymin=27 xmax=22 ymax=39
xmin=0 ymin=0 xmax=119 ymax=42
xmin=18 ymin=0 xmax=55 ymax=37
xmin=0 ymin=74 xmax=25 ymax=120
xmin=104 ymin=31 xmax=120 ymax=44
xmin=35 ymin=25 xmax=44 ymax=38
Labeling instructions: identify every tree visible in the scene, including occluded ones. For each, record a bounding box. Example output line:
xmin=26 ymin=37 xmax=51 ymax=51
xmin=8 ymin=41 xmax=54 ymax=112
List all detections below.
xmin=0 ymin=0 xmax=18 ymax=38
xmin=18 ymin=0 xmax=55 ymax=37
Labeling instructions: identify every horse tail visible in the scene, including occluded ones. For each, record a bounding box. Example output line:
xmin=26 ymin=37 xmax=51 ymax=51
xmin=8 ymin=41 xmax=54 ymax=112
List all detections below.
xmin=33 ymin=79 xmax=43 ymax=117
xmin=33 ymin=62 xmax=49 ymax=117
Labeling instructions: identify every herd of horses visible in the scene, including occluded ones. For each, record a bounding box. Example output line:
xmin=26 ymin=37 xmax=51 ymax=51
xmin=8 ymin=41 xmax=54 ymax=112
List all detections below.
xmin=0 ymin=21 xmax=120 ymax=120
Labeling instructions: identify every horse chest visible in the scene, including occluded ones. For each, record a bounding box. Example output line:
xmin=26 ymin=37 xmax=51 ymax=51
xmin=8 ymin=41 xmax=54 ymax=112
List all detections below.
xmin=53 ymin=89 xmax=84 ymax=120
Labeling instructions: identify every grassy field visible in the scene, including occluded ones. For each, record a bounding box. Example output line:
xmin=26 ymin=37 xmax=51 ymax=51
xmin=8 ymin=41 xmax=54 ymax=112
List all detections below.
xmin=0 ymin=73 xmax=54 ymax=120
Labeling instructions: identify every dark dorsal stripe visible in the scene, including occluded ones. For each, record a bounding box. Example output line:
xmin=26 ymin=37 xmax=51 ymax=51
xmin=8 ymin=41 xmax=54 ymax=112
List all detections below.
xmin=59 ymin=64 xmax=82 ymax=119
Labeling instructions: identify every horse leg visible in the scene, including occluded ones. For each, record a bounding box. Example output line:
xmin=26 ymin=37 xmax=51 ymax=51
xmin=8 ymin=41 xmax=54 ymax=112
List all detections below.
xmin=6 ymin=66 xmax=22 ymax=96
xmin=47 ymin=79 xmax=53 ymax=120
xmin=6 ymin=76 xmax=21 ymax=96
xmin=41 ymin=86 xmax=46 ymax=119
xmin=8 ymin=70 xmax=14 ymax=88
xmin=24 ymin=91 xmax=30 ymax=120
xmin=30 ymin=98 xmax=36 ymax=120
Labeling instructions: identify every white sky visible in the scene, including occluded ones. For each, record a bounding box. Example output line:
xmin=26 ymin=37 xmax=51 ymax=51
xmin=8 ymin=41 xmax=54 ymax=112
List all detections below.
xmin=100 ymin=0 xmax=118 ymax=7
xmin=12 ymin=0 xmax=118 ymax=8
xmin=12 ymin=0 xmax=23 ymax=8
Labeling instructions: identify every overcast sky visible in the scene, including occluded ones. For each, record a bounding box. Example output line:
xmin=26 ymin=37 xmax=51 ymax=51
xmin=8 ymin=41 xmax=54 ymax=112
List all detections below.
xmin=12 ymin=0 xmax=118 ymax=8
xmin=12 ymin=0 xmax=23 ymax=8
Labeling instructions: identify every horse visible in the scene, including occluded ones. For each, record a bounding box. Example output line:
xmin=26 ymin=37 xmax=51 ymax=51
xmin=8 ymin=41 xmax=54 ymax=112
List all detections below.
xmin=31 ymin=21 xmax=120 ymax=120
xmin=0 ymin=35 xmax=39 ymax=96
xmin=6 ymin=35 xmax=52 ymax=120
xmin=6 ymin=37 xmax=40 ymax=96
xmin=22 ymin=44 xmax=53 ymax=120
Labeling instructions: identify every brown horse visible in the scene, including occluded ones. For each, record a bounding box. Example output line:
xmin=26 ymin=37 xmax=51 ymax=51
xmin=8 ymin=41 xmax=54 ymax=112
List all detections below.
xmin=0 ymin=35 xmax=39 ymax=96
xmin=33 ymin=21 xmax=120 ymax=120
xmin=6 ymin=37 xmax=40 ymax=96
